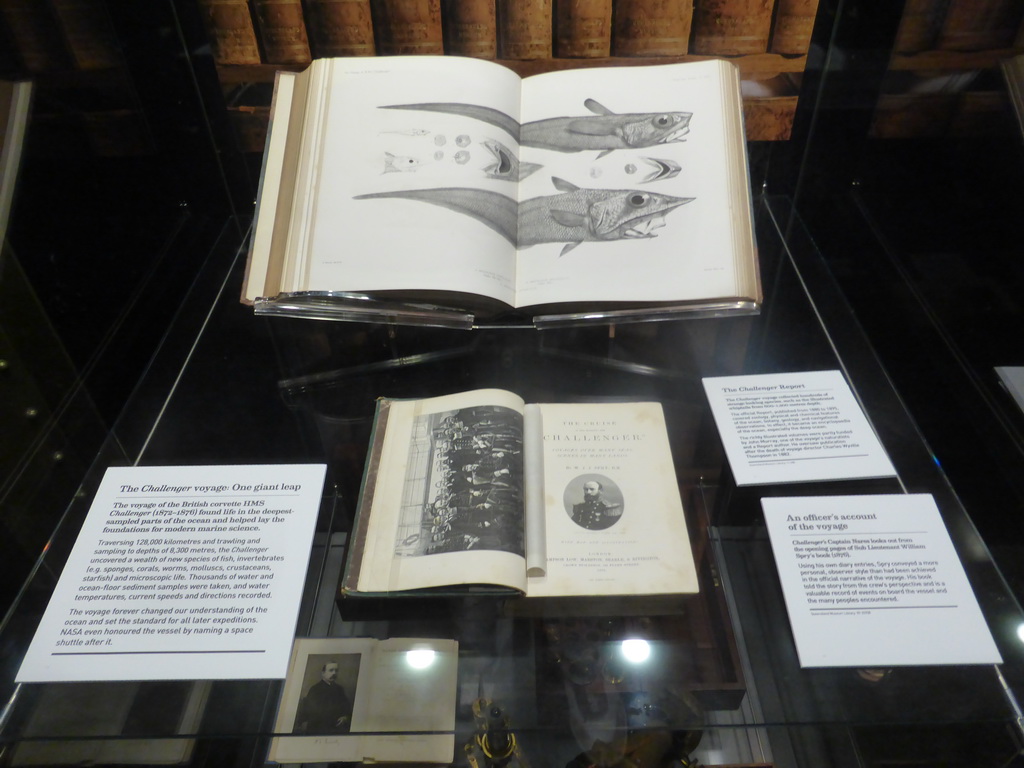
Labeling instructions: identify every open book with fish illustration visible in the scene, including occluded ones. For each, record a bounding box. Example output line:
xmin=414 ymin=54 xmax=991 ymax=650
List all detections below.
xmin=244 ymin=56 xmax=759 ymax=327
xmin=341 ymin=389 xmax=699 ymax=599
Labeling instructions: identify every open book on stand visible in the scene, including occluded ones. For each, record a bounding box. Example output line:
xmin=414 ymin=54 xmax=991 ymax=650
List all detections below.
xmin=341 ymin=389 xmax=698 ymax=598
xmin=244 ymin=56 xmax=760 ymax=327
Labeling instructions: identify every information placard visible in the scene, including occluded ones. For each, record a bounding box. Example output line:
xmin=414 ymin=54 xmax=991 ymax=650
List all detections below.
xmin=17 ymin=464 xmax=327 ymax=682
xmin=763 ymin=494 xmax=1002 ymax=667
xmin=702 ymin=370 xmax=896 ymax=485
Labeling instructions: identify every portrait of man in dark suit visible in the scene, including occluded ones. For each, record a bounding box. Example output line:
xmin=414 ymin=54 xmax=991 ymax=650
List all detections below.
xmin=293 ymin=659 xmax=354 ymax=734
xmin=570 ymin=479 xmax=623 ymax=530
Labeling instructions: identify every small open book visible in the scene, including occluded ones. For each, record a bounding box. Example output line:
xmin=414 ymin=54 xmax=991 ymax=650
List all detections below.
xmin=341 ymin=389 xmax=698 ymax=599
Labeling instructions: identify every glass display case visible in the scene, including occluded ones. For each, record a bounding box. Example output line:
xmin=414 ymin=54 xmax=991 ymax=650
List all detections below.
xmin=3 ymin=2 xmax=1024 ymax=766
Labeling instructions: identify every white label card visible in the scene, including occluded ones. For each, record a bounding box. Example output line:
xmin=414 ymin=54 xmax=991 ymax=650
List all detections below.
xmin=763 ymin=494 xmax=1002 ymax=667
xmin=702 ymin=370 xmax=896 ymax=485
xmin=17 ymin=464 xmax=327 ymax=682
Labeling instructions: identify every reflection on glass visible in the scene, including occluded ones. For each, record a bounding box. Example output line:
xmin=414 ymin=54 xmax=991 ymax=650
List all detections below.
xmin=621 ymin=638 xmax=651 ymax=664
xmin=406 ymin=648 xmax=437 ymax=669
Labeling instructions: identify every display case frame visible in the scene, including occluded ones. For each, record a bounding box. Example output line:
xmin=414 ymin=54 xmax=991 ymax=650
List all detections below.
xmin=3 ymin=1 xmax=1024 ymax=766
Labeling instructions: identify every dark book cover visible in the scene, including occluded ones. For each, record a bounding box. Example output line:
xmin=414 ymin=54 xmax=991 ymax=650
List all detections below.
xmin=442 ymin=0 xmax=496 ymax=58
xmin=554 ymin=0 xmax=611 ymax=58
xmin=371 ymin=0 xmax=444 ymax=55
xmin=691 ymin=0 xmax=772 ymax=55
xmin=308 ymin=0 xmax=376 ymax=56
xmin=197 ymin=0 xmax=261 ymax=65
xmin=769 ymin=0 xmax=818 ymax=55
xmin=253 ymin=0 xmax=312 ymax=64
xmin=496 ymin=0 xmax=551 ymax=59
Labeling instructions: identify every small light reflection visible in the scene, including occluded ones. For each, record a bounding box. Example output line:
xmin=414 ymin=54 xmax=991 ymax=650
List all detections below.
xmin=405 ymin=649 xmax=437 ymax=669
xmin=1016 ymin=623 xmax=1024 ymax=644
xmin=621 ymin=638 xmax=650 ymax=664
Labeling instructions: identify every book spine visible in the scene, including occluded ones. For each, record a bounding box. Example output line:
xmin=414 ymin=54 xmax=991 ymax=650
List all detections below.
xmin=307 ymin=0 xmax=375 ymax=56
xmin=768 ymin=0 xmax=818 ymax=54
xmin=690 ymin=0 xmax=773 ymax=56
xmin=253 ymin=0 xmax=312 ymax=64
xmin=743 ymin=95 xmax=798 ymax=140
xmin=893 ymin=0 xmax=948 ymax=53
xmin=611 ymin=0 xmax=692 ymax=57
xmin=496 ymin=0 xmax=551 ymax=59
xmin=554 ymin=0 xmax=611 ymax=58
xmin=196 ymin=0 xmax=261 ymax=65
xmin=48 ymin=0 xmax=121 ymax=69
xmin=370 ymin=0 xmax=444 ymax=54
xmin=936 ymin=0 xmax=1023 ymax=51
xmin=0 ymin=0 xmax=69 ymax=72
xmin=442 ymin=0 xmax=496 ymax=58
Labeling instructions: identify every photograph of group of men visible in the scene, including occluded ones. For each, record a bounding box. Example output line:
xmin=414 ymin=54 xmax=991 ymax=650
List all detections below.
xmin=394 ymin=404 xmax=525 ymax=558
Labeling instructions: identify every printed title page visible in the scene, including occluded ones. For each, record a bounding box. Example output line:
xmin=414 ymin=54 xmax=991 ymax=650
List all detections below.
xmin=525 ymin=402 xmax=698 ymax=597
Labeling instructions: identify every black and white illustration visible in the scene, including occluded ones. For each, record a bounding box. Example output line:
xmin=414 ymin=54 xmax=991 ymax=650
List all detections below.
xmin=306 ymin=57 xmax=744 ymax=310
xmin=357 ymin=176 xmax=694 ymax=256
xmin=563 ymin=474 xmax=624 ymax=531
xmin=391 ymin=405 xmax=525 ymax=557
xmin=380 ymin=99 xmax=691 ymax=157
xmin=382 ymin=152 xmax=423 ymax=173
xmin=360 ymin=96 xmax=695 ymax=255
xmin=482 ymin=138 xmax=542 ymax=181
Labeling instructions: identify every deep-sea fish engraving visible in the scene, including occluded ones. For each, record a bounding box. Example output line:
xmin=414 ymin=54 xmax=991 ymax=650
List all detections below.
xmin=355 ymin=177 xmax=692 ymax=256
xmin=482 ymin=139 xmax=542 ymax=181
xmin=381 ymin=100 xmax=692 ymax=157
xmin=383 ymin=152 xmax=422 ymax=173
xmin=356 ymin=187 xmax=518 ymax=245
xmin=640 ymin=157 xmax=682 ymax=183
xmin=527 ymin=177 xmax=693 ymax=254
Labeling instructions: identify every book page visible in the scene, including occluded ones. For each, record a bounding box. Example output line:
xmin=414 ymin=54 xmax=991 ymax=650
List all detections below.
xmin=300 ymin=57 xmax=523 ymax=306
xmin=702 ymin=370 xmax=897 ymax=485
xmin=526 ymin=402 xmax=698 ymax=597
xmin=16 ymin=464 xmax=326 ymax=683
xmin=514 ymin=60 xmax=749 ymax=307
xmin=355 ymin=638 xmax=458 ymax=734
xmin=355 ymin=389 xmax=528 ymax=593
xmin=763 ymin=494 xmax=1002 ymax=667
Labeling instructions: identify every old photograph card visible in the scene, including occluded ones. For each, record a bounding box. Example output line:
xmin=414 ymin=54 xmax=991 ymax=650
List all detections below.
xmin=268 ymin=637 xmax=458 ymax=764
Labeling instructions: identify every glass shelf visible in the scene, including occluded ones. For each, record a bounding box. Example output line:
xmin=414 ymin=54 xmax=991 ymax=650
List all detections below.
xmin=1 ymin=195 xmax=1022 ymax=767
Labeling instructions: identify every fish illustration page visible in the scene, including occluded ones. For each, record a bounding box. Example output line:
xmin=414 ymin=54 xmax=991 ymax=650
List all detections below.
xmin=264 ymin=56 xmax=755 ymax=311
xmin=516 ymin=61 xmax=746 ymax=307
xmin=304 ymin=56 xmax=524 ymax=307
